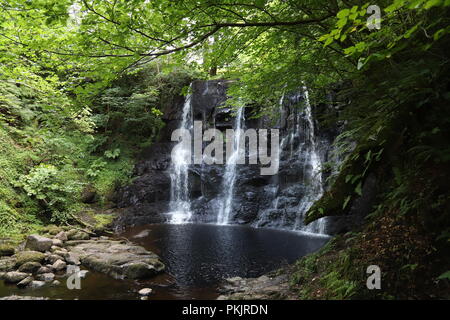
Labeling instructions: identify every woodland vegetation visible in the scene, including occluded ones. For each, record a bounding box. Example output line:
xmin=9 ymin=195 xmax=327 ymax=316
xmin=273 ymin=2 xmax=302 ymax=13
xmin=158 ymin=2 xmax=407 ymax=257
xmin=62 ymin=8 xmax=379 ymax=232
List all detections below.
xmin=0 ymin=0 xmax=449 ymax=299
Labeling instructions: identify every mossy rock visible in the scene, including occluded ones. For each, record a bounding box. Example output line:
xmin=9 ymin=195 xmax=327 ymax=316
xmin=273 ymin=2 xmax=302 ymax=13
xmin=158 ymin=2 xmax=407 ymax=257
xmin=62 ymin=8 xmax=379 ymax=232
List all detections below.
xmin=40 ymin=225 xmax=64 ymax=236
xmin=0 ymin=257 xmax=16 ymax=272
xmin=0 ymin=243 xmax=15 ymax=257
xmin=66 ymin=229 xmax=90 ymax=240
xmin=14 ymin=251 xmax=46 ymax=267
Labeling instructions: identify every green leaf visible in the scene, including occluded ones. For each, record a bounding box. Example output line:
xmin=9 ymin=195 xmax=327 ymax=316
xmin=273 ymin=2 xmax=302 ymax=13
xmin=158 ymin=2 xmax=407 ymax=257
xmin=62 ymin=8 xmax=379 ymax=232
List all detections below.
xmin=355 ymin=182 xmax=363 ymax=196
xmin=437 ymin=271 xmax=450 ymax=280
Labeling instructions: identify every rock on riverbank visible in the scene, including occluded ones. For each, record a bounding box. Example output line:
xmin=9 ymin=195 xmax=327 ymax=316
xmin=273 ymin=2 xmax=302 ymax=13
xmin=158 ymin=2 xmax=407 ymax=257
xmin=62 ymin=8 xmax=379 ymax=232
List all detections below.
xmin=0 ymin=230 xmax=165 ymax=293
xmin=217 ymin=273 xmax=295 ymax=300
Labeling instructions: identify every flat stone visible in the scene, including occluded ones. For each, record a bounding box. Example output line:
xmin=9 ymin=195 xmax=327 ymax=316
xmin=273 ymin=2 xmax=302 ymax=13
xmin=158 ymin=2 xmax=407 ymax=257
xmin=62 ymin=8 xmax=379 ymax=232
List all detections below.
xmin=138 ymin=288 xmax=153 ymax=296
xmin=65 ymin=239 xmax=165 ymax=280
xmin=25 ymin=235 xmax=53 ymax=252
xmin=4 ymin=271 xmax=29 ymax=283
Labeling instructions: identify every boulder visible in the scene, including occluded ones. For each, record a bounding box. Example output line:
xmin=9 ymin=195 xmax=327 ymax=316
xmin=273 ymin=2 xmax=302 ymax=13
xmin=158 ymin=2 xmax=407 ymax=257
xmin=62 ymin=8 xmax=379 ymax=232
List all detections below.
xmin=14 ymin=251 xmax=45 ymax=267
xmin=4 ymin=271 xmax=29 ymax=283
xmin=36 ymin=273 xmax=55 ymax=282
xmin=52 ymin=259 xmax=66 ymax=271
xmin=65 ymin=239 xmax=165 ymax=280
xmin=18 ymin=262 xmax=41 ymax=273
xmin=25 ymin=235 xmax=53 ymax=253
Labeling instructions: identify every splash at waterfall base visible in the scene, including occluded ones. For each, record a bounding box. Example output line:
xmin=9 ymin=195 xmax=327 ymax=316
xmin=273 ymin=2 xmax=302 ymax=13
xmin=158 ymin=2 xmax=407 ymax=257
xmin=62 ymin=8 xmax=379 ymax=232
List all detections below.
xmin=171 ymin=120 xmax=280 ymax=176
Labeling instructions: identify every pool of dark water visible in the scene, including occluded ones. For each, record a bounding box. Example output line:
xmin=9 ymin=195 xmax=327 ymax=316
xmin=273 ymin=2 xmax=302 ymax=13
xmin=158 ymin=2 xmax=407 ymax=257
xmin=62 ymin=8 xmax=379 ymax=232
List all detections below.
xmin=0 ymin=223 xmax=329 ymax=300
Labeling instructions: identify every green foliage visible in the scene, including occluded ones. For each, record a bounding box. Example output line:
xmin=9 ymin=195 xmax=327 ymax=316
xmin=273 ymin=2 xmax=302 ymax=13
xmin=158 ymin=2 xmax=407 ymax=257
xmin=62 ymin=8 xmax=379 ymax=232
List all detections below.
xmin=17 ymin=164 xmax=82 ymax=223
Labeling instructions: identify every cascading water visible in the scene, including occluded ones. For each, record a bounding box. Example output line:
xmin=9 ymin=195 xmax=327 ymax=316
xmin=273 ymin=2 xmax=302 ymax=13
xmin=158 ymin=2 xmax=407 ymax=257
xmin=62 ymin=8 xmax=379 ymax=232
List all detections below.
xmin=120 ymin=80 xmax=336 ymax=235
xmin=216 ymin=106 xmax=245 ymax=225
xmin=253 ymin=87 xmax=328 ymax=234
xmin=294 ymin=88 xmax=326 ymax=234
xmin=168 ymin=89 xmax=193 ymax=224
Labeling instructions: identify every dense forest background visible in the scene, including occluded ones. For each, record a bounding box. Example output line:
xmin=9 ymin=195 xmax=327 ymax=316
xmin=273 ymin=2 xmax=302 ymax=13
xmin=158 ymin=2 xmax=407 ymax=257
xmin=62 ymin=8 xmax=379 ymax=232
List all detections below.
xmin=0 ymin=0 xmax=449 ymax=299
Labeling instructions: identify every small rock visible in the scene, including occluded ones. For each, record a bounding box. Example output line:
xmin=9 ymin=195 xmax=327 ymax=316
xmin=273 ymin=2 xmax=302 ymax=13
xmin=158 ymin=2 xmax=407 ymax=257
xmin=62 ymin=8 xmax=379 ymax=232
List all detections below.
xmin=4 ymin=271 xmax=30 ymax=283
xmin=37 ymin=266 xmax=52 ymax=274
xmin=25 ymin=235 xmax=53 ymax=253
xmin=36 ymin=273 xmax=55 ymax=282
xmin=54 ymin=231 xmax=68 ymax=242
xmin=18 ymin=262 xmax=41 ymax=273
xmin=29 ymin=281 xmax=46 ymax=289
xmin=50 ymin=280 xmax=61 ymax=287
xmin=46 ymin=254 xmax=64 ymax=264
xmin=52 ymin=259 xmax=67 ymax=271
xmin=52 ymin=239 xmax=63 ymax=247
xmin=45 ymin=264 xmax=55 ymax=271
xmin=0 ymin=272 xmax=5 ymax=280
xmin=138 ymin=288 xmax=153 ymax=296
xmin=17 ymin=276 xmax=34 ymax=288
xmin=65 ymin=253 xmax=81 ymax=265
xmin=52 ymin=250 xmax=68 ymax=259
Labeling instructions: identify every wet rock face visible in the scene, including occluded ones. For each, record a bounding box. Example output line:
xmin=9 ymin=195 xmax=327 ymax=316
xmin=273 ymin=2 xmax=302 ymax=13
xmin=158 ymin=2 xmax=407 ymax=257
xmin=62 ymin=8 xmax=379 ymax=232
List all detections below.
xmin=114 ymin=80 xmax=339 ymax=233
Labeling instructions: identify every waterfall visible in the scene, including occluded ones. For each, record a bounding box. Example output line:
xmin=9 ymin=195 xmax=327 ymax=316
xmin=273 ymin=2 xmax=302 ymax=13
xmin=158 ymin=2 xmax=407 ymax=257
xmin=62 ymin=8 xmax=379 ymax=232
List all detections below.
xmin=216 ymin=106 xmax=245 ymax=225
xmin=294 ymin=88 xmax=326 ymax=234
xmin=252 ymin=87 xmax=328 ymax=234
xmin=168 ymin=89 xmax=193 ymax=224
